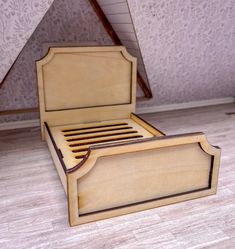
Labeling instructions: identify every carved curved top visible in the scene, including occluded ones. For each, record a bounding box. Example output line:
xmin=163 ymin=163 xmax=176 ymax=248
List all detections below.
xmin=37 ymin=46 xmax=136 ymax=68
xmin=36 ymin=46 xmax=137 ymax=132
xmin=37 ymin=46 xmax=136 ymax=111
xmin=67 ymin=132 xmax=221 ymax=177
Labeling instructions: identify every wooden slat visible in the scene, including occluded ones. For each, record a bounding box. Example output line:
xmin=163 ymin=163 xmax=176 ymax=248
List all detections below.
xmin=88 ymin=0 xmax=122 ymax=45
xmin=111 ymin=23 xmax=135 ymax=33
xmin=74 ymin=151 xmax=89 ymax=159
xmin=101 ymin=2 xmax=129 ymax=14
xmin=62 ymin=122 xmax=128 ymax=133
xmin=120 ymin=40 xmax=139 ymax=50
xmin=66 ymin=130 xmax=138 ymax=142
xmin=98 ymin=0 xmax=126 ymax=6
xmin=106 ymin=13 xmax=132 ymax=24
xmin=64 ymin=126 xmax=133 ymax=137
xmin=68 ymin=133 xmax=143 ymax=147
xmin=70 ymin=135 xmax=144 ymax=153
xmin=50 ymin=118 xmax=155 ymax=169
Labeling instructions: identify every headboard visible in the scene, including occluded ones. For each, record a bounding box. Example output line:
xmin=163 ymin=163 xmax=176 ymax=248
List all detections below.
xmin=36 ymin=46 xmax=137 ymax=137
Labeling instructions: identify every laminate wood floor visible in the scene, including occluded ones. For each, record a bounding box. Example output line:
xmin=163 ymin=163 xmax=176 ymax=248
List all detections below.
xmin=0 ymin=104 xmax=235 ymax=249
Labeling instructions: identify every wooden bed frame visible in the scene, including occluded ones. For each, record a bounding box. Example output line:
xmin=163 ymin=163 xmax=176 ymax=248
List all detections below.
xmin=36 ymin=46 xmax=221 ymax=226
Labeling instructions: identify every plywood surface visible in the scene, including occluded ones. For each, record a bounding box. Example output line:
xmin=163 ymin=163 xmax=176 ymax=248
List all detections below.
xmin=0 ymin=104 xmax=234 ymax=248
xmin=45 ymin=126 xmax=67 ymax=194
xmin=42 ymin=51 xmax=132 ymax=111
xmin=78 ymin=143 xmax=211 ymax=215
xmin=37 ymin=46 xmax=137 ymax=137
xmin=50 ymin=118 xmax=155 ymax=169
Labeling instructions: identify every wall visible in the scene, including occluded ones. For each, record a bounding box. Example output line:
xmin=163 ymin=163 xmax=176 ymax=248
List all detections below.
xmin=127 ymin=0 xmax=235 ymax=107
xmin=1 ymin=0 xmax=235 ymax=122
xmin=0 ymin=0 xmax=112 ymax=122
xmin=0 ymin=0 xmax=54 ymax=83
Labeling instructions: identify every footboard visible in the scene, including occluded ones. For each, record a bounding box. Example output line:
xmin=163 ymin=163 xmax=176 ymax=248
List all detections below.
xmin=67 ymin=133 xmax=220 ymax=226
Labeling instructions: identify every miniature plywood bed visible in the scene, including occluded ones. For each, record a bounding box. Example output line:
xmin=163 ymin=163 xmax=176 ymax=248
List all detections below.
xmin=36 ymin=46 xmax=221 ymax=226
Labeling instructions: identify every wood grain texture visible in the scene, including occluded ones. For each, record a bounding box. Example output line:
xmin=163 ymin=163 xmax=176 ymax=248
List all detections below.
xmin=37 ymin=45 xmax=220 ymax=227
xmin=0 ymin=103 xmax=234 ymax=248
xmin=78 ymin=143 xmax=211 ymax=214
xmin=46 ymin=115 xmax=219 ymax=226
xmin=37 ymin=46 xmax=137 ymax=139
xmin=50 ymin=118 xmax=154 ymax=169
xmin=45 ymin=125 xmax=67 ymax=194
xmin=67 ymin=131 xmax=219 ymax=226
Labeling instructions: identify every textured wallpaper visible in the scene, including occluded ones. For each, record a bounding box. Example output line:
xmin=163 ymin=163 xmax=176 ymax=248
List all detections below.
xmin=127 ymin=0 xmax=235 ymax=107
xmin=0 ymin=0 xmax=54 ymax=83
xmin=1 ymin=0 xmax=235 ymax=122
xmin=0 ymin=0 xmax=112 ymax=122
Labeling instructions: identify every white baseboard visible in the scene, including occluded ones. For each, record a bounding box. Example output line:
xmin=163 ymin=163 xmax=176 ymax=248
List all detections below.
xmin=0 ymin=97 xmax=234 ymax=131
xmin=0 ymin=119 xmax=40 ymax=131
xmin=136 ymin=97 xmax=234 ymax=114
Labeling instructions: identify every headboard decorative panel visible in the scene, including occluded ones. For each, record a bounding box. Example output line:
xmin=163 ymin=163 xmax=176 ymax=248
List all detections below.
xmin=37 ymin=46 xmax=137 ymax=135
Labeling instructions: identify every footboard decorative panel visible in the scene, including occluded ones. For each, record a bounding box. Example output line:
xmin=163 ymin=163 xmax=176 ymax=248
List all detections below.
xmin=66 ymin=133 xmax=220 ymax=226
